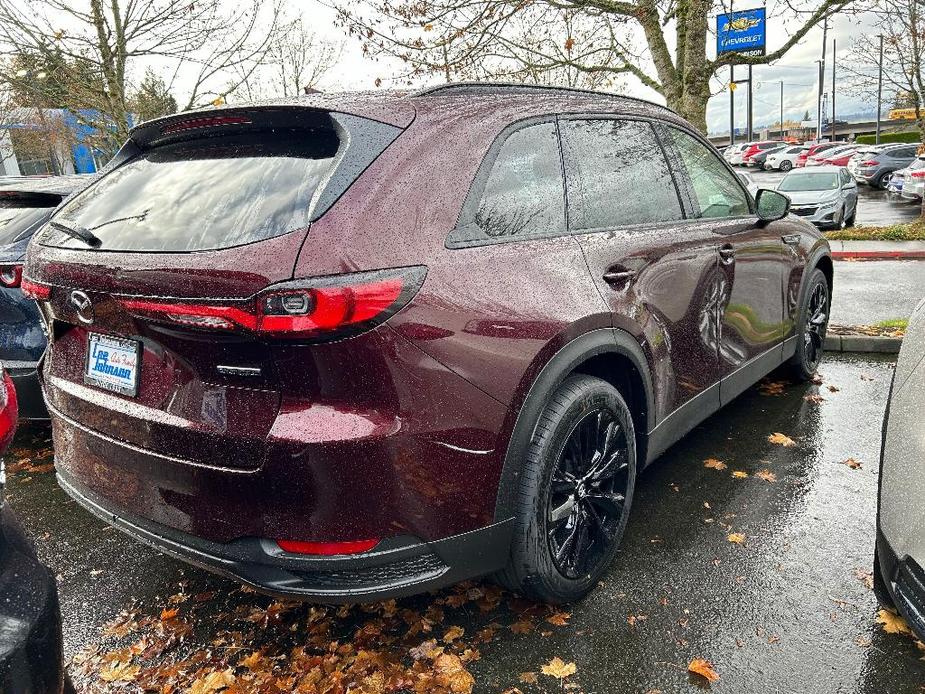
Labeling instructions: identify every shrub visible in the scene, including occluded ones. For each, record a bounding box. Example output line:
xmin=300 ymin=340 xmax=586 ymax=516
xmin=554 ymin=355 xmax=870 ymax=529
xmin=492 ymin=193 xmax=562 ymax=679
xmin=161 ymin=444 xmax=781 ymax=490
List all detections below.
xmin=855 ymin=131 xmax=922 ymax=145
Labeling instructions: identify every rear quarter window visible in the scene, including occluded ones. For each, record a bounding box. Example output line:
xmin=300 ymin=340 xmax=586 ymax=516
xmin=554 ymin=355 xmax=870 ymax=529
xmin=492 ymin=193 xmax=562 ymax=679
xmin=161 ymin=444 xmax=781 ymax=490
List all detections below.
xmin=0 ymin=199 xmax=58 ymax=246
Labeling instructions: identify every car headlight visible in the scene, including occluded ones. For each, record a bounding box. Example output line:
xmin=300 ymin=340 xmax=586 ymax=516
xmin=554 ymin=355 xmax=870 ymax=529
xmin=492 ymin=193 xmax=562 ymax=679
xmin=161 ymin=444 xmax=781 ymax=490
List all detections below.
xmin=818 ymin=199 xmax=839 ymax=209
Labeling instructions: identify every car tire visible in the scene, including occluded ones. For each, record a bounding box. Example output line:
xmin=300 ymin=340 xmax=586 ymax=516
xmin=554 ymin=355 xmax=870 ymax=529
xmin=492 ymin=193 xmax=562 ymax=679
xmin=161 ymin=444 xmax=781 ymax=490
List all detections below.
xmin=786 ymin=268 xmax=830 ymax=381
xmin=496 ymin=374 xmax=636 ymax=603
xmin=845 ymin=204 xmax=857 ymax=227
xmin=873 ymin=542 xmax=896 ymax=609
xmin=780 ymin=160 xmax=793 ymax=172
xmin=875 ymin=173 xmax=890 ymax=190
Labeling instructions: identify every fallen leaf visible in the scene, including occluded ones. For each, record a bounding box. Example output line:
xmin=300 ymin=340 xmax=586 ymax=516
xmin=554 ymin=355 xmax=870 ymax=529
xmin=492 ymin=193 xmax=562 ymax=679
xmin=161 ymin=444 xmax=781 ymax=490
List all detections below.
xmin=839 ymin=458 xmax=862 ymax=470
xmin=159 ymin=607 xmax=179 ymax=621
xmin=444 ymin=625 xmax=464 ymax=642
xmin=541 ymin=656 xmax=577 ymax=679
xmin=828 ymin=385 xmax=840 ymax=392
xmin=853 ymin=568 xmax=874 ymax=590
xmin=732 ymin=470 xmax=749 ymax=479
xmin=188 ymin=669 xmax=236 ymax=694
xmin=688 ymin=658 xmax=720 ymax=683
xmin=804 ymin=394 xmax=826 ymax=403
xmin=727 ymin=533 xmax=746 ymax=545
xmin=519 ymin=672 xmax=538 ymax=684
xmin=564 ymin=36 xmax=575 ymax=52
xmin=99 ymin=659 xmax=140 ymax=682
xmin=877 ymin=609 xmax=913 ymax=635
xmin=755 ymin=469 xmax=777 ymax=482
xmin=546 ymin=611 xmax=570 ymax=626
xmin=810 ymin=373 xmax=824 ymax=385
xmin=627 ymin=614 xmax=648 ymax=626
xmin=510 ymin=620 xmax=533 ymax=634
xmin=704 ymin=458 xmax=727 ymax=470
xmin=768 ymin=432 xmax=796 ymax=446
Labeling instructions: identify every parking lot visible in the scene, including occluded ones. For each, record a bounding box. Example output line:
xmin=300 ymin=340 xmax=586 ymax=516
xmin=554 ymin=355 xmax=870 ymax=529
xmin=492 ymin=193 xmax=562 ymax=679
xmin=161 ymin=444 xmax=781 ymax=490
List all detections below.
xmin=6 ymin=354 xmax=925 ymax=692
xmin=747 ymin=167 xmax=922 ymax=227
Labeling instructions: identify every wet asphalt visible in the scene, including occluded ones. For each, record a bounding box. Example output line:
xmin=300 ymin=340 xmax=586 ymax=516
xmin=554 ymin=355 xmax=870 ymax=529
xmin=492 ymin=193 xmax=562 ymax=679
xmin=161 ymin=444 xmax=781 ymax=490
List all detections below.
xmin=5 ymin=353 xmax=924 ymax=692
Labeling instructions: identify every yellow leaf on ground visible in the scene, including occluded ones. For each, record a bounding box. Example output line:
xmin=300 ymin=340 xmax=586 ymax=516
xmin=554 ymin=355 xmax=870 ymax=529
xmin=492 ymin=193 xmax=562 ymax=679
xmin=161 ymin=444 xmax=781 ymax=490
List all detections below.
xmin=732 ymin=470 xmax=749 ymax=479
xmin=443 ymin=625 xmax=464 ymax=642
xmin=768 ymin=432 xmax=796 ymax=446
xmin=541 ymin=657 xmax=577 ymax=679
xmin=688 ymin=658 xmax=720 ymax=682
xmin=877 ymin=609 xmax=913 ymax=635
xmin=727 ymin=533 xmax=746 ymax=545
xmin=159 ymin=607 xmax=179 ymax=621
xmin=704 ymin=458 xmax=727 ymax=470
xmin=546 ymin=612 xmax=570 ymax=626
xmin=755 ymin=469 xmax=777 ymax=482
xmin=99 ymin=659 xmax=140 ymax=682
xmin=839 ymin=458 xmax=862 ymax=470
xmin=188 ymin=669 xmax=236 ymax=694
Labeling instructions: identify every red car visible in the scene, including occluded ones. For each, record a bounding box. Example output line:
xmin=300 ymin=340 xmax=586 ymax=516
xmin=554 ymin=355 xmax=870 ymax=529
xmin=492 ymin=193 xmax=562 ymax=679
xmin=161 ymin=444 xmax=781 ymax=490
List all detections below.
xmin=25 ymin=83 xmax=832 ymax=604
xmin=817 ymin=146 xmax=859 ymax=167
xmin=797 ymin=142 xmax=842 ymax=167
xmin=741 ymin=140 xmax=784 ymax=166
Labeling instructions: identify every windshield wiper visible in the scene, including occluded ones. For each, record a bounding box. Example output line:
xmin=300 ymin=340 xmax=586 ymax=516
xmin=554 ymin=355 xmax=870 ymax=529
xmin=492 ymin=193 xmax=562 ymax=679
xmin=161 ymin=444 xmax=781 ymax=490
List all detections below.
xmin=50 ymin=220 xmax=102 ymax=248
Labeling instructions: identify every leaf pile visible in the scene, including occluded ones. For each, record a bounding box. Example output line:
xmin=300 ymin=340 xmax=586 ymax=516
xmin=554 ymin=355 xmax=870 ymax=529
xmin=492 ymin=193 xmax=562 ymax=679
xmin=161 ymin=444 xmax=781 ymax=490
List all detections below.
xmin=70 ymin=581 xmax=579 ymax=693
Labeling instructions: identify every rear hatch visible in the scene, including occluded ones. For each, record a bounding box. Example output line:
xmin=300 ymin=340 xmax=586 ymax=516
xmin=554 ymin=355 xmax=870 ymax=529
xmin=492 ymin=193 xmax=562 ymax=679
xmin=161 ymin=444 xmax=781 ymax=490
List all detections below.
xmin=25 ymin=106 xmax=406 ymax=470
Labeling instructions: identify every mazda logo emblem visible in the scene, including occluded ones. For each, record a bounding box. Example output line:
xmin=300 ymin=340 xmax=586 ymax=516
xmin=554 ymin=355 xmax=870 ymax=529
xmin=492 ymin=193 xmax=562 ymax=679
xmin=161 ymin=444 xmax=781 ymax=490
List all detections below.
xmin=69 ymin=290 xmax=94 ymax=324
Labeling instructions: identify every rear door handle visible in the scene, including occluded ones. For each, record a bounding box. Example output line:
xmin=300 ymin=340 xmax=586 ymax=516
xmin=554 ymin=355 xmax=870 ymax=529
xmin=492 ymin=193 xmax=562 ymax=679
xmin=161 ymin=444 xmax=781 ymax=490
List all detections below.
xmin=602 ymin=269 xmax=635 ymax=285
xmin=782 ymin=233 xmax=800 ymax=246
xmin=718 ymin=244 xmax=735 ymax=263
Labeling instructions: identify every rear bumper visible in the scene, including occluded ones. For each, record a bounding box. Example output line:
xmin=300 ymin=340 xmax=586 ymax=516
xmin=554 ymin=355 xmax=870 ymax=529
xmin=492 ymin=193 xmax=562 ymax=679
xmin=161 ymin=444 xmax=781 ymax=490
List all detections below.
xmin=57 ymin=470 xmax=512 ymax=603
xmin=5 ymin=361 xmax=47 ymax=419
xmin=877 ymin=529 xmax=925 ymax=641
xmin=0 ymin=504 xmax=66 ymax=694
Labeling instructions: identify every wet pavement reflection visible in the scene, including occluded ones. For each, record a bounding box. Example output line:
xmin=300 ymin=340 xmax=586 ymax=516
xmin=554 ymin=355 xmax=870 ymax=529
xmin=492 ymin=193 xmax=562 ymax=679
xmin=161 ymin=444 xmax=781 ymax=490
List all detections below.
xmin=4 ymin=354 xmax=924 ymax=692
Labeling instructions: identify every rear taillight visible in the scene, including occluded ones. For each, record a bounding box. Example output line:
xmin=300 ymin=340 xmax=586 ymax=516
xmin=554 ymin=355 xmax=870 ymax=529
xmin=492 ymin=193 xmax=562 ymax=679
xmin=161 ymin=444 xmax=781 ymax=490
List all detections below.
xmin=0 ymin=370 xmax=18 ymax=452
xmin=0 ymin=265 xmax=22 ymax=289
xmin=21 ymin=278 xmax=51 ymax=300
xmin=276 ymin=538 xmax=379 ymax=556
xmin=120 ymin=266 xmax=427 ymax=340
xmin=860 ymin=160 xmax=879 ymax=167
xmin=911 ymin=171 xmax=925 ymax=180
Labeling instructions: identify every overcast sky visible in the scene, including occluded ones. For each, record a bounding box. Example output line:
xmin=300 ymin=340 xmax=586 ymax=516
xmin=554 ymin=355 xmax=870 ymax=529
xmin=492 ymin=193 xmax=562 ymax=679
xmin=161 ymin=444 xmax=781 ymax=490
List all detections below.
xmin=304 ymin=4 xmax=881 ymax=135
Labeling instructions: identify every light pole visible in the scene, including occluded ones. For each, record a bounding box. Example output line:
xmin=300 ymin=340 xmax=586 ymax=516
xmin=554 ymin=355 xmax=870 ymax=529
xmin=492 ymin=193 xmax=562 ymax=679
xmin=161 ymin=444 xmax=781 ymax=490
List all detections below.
xmin=831 ymin=38 xmax=836 ymax=141
xmin=876 ymin=34 xmax=884 ymax=145
xmin=817 ymin=16 xmax=828 ymax=141
xmin=780 ymin=80 xmax=784 ymax=139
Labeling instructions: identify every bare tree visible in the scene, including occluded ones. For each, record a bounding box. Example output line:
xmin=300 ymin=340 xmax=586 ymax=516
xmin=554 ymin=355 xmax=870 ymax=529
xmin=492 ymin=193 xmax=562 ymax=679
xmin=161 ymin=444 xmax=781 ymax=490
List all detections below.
xmin=334 ymin=0 xmax=853 ymax=133
xmin=0 ymin=0 xmax=282 ymax=155
xmin=845 ymin=0 xmax=925 ymax=142
xmin=231 ymin=17 xmax=342 ymax=101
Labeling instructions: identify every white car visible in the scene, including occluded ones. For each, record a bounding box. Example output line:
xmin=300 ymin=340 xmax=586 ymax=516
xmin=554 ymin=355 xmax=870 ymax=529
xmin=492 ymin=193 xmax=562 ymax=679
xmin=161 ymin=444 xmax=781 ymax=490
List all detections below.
xmin=726 ymin=143 xmax=751 ymax=166
xmin=777 ymin=165 xmax=858 ymax=229
xmin=899 ymin=156 xmax=925 ymax=200
xmin=875 ymin=297 xmax=925 ymax=639
xmin=765 ymin=145 xmax=808 ymax=172
xmin=736 ymin=171 xmax=760 ymax=197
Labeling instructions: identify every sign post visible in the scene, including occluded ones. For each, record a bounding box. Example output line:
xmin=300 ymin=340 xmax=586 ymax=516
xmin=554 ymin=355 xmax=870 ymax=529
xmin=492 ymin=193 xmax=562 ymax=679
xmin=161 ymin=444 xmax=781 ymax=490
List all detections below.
xmin=717 ymin=8 xmax=766 ymax=145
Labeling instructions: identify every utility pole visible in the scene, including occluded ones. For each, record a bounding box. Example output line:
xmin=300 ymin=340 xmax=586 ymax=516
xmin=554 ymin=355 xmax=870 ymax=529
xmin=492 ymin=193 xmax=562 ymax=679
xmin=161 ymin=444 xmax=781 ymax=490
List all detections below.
xmin=730 ymin=65 xmax=735 ymax=146
xmin=747 ymin=64 xmax=753 ymax=142
xmin=780 ymin=80 xmax=784 ymax=139
xmin=831 ymin=38 xmax=836 ymax=141
xmin=817 ymin=16 xmax=828 ymax=141
xmin=876 ymin=34 xmax=884 ymax=144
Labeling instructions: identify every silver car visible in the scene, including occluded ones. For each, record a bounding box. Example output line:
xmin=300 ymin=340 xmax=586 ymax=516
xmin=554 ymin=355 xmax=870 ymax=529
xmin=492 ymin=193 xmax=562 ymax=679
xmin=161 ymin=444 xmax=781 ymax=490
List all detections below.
xmin=876 ymin=297 xmax=925 ymax=637
xmin=777 ymin=166 xmax=858 ymax=229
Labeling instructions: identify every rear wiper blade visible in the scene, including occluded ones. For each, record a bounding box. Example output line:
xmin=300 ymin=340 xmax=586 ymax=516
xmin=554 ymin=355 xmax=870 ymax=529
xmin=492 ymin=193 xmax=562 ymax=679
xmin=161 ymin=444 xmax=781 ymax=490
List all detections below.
xmin=50 ymin=220 xmax=102 ymax=248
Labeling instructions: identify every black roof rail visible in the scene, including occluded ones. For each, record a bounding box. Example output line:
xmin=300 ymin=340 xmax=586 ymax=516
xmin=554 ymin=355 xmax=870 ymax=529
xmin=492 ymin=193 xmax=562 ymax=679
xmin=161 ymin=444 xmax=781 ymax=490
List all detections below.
xmin=411 ymin=81 xmax=677 ymax=116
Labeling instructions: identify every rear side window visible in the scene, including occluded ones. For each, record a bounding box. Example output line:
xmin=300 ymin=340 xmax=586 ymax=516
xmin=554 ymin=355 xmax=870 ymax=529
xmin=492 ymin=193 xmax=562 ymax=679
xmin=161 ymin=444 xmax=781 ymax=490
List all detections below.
xmin=44 ymin=133 xmax=336 ymax=252
xmin=559 ymin=119 xmax=682 ymax=230
xmin=451 ymin=121 xmax=565 ymax=244
xmin=0 ymin=198 xmax=58 ymax=245
xmin=667 ymin=127 xmax=751 ymax=218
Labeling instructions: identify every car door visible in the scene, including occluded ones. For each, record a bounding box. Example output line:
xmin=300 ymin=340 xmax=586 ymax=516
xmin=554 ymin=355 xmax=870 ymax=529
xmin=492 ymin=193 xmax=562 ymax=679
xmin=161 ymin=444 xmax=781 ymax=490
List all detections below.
xmin=658 ymin=124 xmax=788 ymax=405
xmin=558 ymin=116 xmax=722 ymax=427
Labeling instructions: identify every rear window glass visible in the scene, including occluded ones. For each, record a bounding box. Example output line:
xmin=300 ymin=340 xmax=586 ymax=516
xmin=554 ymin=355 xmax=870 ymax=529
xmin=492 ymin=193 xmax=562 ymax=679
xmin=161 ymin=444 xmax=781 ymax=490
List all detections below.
xmin=43 ymin=132 xmax=338 ymax=252
xmin=0 ymin=199 xmax=57 ymax=246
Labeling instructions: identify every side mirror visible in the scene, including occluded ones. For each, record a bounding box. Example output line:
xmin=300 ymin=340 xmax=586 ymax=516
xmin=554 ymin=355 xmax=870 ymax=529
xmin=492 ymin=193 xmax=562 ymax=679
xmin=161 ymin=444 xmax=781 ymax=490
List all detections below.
xmin=755 ymin=188 xmax=790 ymax=222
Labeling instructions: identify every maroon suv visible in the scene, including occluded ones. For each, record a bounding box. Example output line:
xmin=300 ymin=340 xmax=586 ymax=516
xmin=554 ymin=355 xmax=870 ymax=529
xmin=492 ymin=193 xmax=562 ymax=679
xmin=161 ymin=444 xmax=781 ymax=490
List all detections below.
xmin=24 ymin=84 xmax=832 ymax=604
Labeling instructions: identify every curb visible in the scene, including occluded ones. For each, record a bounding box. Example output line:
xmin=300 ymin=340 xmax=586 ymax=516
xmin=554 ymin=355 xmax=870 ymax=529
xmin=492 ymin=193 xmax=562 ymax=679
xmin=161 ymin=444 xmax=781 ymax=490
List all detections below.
xmin=824 ymin=334 xmax=902 ymax=353
xmin=832 ymin=250 xmax=925 ymax=260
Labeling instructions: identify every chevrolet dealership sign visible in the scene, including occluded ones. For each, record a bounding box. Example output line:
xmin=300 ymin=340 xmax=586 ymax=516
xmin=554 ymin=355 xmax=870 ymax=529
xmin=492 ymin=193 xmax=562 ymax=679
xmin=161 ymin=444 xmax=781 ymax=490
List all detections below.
xmin=716 ymin=8 xmax=767 ymax=57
